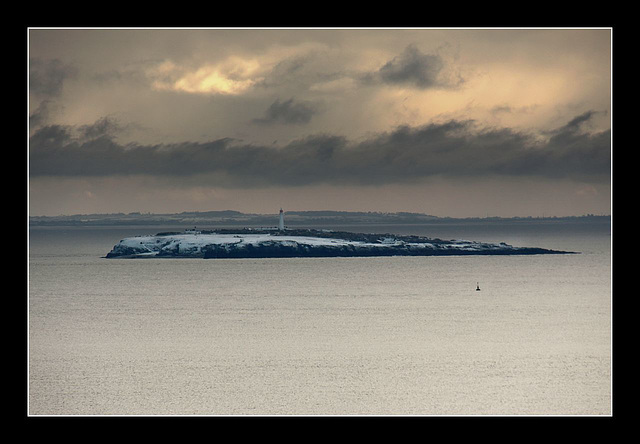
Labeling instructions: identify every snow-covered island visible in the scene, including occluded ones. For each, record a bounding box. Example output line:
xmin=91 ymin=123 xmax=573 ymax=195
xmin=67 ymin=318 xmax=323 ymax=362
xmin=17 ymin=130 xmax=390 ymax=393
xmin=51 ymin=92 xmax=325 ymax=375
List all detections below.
xmin=105 ymin=228 xmax=574 ymax=259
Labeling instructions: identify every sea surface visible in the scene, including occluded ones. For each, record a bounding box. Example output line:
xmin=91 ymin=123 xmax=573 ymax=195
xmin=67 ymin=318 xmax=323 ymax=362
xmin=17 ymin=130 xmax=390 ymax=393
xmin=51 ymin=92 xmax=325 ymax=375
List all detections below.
xmin=28 ymin=220 xmax=612 ymax=415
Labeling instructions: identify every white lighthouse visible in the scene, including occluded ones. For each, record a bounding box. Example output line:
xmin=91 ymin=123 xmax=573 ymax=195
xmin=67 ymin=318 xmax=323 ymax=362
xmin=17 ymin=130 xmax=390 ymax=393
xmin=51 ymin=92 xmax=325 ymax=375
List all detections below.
xmin=278 ymin=208 xmax=285 ymax=231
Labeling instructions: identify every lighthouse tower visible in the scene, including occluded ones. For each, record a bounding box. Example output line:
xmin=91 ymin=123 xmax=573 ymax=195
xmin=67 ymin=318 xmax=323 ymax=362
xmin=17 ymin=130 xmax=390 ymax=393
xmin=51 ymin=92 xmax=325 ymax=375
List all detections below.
xmin=278 ymin=208 xmax=285 ymax=231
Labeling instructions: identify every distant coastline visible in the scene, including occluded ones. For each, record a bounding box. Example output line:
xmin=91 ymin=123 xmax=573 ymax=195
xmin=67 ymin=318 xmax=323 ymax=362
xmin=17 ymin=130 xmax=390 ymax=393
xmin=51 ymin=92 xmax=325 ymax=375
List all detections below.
xmin=29 ymin=210 xmax=611 ymax=228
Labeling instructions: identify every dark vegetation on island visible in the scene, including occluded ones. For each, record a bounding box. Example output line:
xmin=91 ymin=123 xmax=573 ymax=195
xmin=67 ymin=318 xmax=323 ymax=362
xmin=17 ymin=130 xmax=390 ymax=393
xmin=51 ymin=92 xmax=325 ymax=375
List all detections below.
xmin=199 ymin=242 xmax=570 ymax=259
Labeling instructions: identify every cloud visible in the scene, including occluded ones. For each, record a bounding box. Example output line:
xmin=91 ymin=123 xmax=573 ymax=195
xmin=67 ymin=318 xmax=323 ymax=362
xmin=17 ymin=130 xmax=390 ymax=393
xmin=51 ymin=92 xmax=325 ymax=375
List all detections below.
xmin=29 ymin=112 xmax=610 ymax=186
xmin=76 ymin=116 xmax=122 ymax=139
xmin=255 ymin=55 xmax=309 ymax=89
xmin=557 ymin=110 xmax=600 ymax=133
xmin=29 ymin=59 xmax=77 ymax=130
xmin=29 ymin=58 xmax=78 ymax=98
xmin=490 ymin=104 xmax=539 ymax=116
xmin=362 ymin=44 xmax=463 ymax=90
xmin=252 ymin=98 xmax=318 ymax=125
xmin=149 ymin=57 xmax=262 ymax=95
xmin=29 ymin=100 xmax=54 ymax=130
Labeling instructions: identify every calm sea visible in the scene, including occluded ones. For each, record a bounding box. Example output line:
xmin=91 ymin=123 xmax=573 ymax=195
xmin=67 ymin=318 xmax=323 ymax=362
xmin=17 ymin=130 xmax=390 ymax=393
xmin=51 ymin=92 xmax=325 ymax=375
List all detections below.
xmin=28 ymin=220 xmax=612 ymax=415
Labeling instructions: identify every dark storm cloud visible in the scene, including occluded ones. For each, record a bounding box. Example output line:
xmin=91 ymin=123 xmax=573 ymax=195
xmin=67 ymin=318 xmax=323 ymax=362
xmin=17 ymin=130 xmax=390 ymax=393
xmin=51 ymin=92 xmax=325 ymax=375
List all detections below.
xmin=558 ymin=110 xmax=599 ymax=132
xmin=252 ymin=98 xmax=318 ymax=125
xmin=255 ymin=56 xmax=309 ymax=89
xmin=29 ymin=58 xmax=78 ymax=98
xmin=29 ymin=112 xmax=610 ymax=186
xmin=78 ymin=116 xmax=123 ymax=140
xmin=29 ymin=100 xmax=53 ymax=129
xmin=29 ymin=58 xmax=78 ymax=130
xmin=362 ymin=44 xmax=461 ymax=89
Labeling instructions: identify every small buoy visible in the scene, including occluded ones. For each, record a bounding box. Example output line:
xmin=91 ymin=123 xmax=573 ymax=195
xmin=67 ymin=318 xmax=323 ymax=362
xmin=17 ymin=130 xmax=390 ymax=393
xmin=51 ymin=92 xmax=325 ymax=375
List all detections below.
xmin=476 ymin=282 xmax=481 ymax=291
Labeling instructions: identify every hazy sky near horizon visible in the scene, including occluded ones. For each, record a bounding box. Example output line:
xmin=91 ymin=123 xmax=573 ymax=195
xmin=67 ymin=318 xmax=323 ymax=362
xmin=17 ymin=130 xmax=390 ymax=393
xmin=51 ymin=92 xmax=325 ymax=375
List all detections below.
xmin=28 ymin=28 xmax=611 ymax=217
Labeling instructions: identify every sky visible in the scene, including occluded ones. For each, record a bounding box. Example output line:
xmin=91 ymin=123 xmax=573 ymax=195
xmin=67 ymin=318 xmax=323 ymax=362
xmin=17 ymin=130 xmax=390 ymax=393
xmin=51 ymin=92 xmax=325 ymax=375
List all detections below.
xmin=28 ymin=28 xmax=612 ymax=218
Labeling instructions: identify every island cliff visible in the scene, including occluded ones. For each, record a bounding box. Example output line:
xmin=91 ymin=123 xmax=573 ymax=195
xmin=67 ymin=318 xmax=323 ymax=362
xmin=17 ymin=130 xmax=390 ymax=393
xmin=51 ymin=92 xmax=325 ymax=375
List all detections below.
xmin=105 ymin=228 xmax=574 ymax=259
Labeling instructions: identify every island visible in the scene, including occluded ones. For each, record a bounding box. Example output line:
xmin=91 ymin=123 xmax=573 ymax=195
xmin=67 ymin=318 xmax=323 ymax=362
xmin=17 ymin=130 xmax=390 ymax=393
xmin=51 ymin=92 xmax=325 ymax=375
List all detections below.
xmin=105 ymin=228 xmax=575 ymax=259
